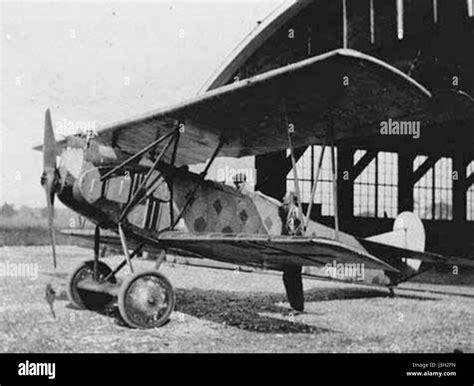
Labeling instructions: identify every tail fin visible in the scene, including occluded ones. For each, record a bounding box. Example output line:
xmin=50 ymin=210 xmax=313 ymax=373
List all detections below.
xmin=365 ymin=212 xmax=425 ymax=271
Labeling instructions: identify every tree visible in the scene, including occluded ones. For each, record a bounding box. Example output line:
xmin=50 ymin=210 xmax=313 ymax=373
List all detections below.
xmin=0 ymin=202 xmax=16 ymax=217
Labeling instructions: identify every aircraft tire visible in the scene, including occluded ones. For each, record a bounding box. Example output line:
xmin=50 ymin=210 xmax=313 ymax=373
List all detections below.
xmin=118 ymin=270 xmax=175 ymax=329
xmin=67 ymin=260 xmax=116 ymax=311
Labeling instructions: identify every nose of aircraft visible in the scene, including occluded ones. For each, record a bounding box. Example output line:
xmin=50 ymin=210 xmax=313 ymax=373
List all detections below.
xmin=40 ymin=109 xmax=59 ymax=268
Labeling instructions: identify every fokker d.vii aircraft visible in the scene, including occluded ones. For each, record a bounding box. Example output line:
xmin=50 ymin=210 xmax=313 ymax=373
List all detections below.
xmin=36 ymin=49 xmax=474 ymax=328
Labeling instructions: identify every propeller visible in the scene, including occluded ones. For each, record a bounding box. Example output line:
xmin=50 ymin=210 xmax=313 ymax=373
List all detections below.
xmin=40 ymin=109 xmax=58 ymax=269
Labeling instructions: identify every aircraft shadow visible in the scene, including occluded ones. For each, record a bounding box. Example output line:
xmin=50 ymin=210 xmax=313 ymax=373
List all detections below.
xmin=302 ymin=286 xmax=437 ymax=302
xmin=174 ymin=287 xmax=328 ymax=334
xmin=173 ymin=285 xmax=438 ymax=333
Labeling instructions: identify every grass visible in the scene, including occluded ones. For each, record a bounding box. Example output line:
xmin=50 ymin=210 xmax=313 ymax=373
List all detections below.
xmin=1 ymin=246 xmax=473 ymax=353
xmin=0 ymin=206 xmax=93 ymax=246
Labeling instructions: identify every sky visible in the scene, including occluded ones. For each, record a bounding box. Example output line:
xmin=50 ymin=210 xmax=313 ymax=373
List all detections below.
xmin=0 ymin=0 xmax=285 ymax=207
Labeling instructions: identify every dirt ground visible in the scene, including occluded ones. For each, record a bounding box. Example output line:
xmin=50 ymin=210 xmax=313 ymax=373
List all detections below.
xmin=0 ymin=246 xmax=472 ymax=353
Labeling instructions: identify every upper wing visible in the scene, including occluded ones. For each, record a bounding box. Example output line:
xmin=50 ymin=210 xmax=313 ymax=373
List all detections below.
xmin=152 ymin=231 xmax=399 ymax=272
xmin=359 ymin=238 xmax=474 ymax=268
xmin=57 ymin=48 xmax=434 ymax=166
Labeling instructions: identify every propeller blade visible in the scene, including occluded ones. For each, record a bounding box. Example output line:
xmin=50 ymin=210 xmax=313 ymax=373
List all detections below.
xmin=46 ymin=186 xmax=57 ymax=269
xmin=43 ymin=109 xmax=56 ymax=171
xmin=42 ymin=109 xmax=58 ymax=269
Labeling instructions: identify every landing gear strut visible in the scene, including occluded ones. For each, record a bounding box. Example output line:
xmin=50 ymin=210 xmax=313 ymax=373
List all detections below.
xmin=388 ymin=287 xmax=396 ymax=298
xmin=283 ymin=266 xmax=304 ymax=312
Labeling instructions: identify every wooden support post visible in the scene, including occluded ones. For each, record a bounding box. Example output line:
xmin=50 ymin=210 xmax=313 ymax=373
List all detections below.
xmin=337 ymin=144 xmax=354 ymax=225
xmin=398 ymin=149 xmax=414 ymax=212
xmin=453 ymin=152 xmax=467 ymax=222
xmin=331 ymin=142 xmax=340 ymax=241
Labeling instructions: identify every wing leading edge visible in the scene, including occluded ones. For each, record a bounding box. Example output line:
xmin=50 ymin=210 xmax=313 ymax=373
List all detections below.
xmin=54 ymin=49 xmax=433 ymax=166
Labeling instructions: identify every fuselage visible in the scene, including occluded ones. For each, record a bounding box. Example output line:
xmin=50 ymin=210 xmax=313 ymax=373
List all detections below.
xmin=54 ymin=135 xmax=380 ymax=272
xmin=55 ymin=135 xmax=288 ymax=237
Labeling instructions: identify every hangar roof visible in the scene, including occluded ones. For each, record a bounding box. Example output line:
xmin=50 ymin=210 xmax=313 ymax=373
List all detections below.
xmin=202 ymin=0 xmax=474 ymax=155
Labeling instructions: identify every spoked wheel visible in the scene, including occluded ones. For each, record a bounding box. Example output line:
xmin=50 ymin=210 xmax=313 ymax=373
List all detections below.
xmin=118 ymin=270 xmax=175 ymax=329
xmin=67 ymin=260 xmax=116 ymax=311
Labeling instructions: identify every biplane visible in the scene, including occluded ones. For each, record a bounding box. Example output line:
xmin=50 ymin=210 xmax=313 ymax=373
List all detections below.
xmin=36 ymin=49 xmax=474 ymax=328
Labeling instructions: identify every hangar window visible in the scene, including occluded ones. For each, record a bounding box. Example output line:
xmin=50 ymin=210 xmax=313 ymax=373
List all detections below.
xmin=315 ymin=146 xmax=336 ymax=216
xmin=413 ymin=156 xmax=452 ymax=220
xmin=286 ymin=145 xmax=336 ymax=216
xmin=353 ymin=151 xmax=398 ymax=218
xmin=353 ymin=150 xmax=376 ymax=217
xmin=413 ymin=156 xmax=432 ymax=219
xmin=467 ymin=161 xmax=474 ymax=221
xmin=286 ymin=147 xmax=313 ymax=204
xmin=377 ymin=152 xmax=398 ymax=218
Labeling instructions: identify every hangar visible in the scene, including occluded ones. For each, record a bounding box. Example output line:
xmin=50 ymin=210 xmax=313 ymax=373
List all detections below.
xmin=202 ymin=0 xmax=474 ymax=258
xmin=32 ymin=0 xmax=474 ymax=327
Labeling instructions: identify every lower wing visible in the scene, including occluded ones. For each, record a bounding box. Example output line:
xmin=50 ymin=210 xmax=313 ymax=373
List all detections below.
xmin=152 ymin=231 xmax=399 ymax=272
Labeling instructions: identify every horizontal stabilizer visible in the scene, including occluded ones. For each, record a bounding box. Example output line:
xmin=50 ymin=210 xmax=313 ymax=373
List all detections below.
xmin=360 ymin=213 xmax=474 ymax=269
xmin=366 ymin=212 xmax=425 ymax=271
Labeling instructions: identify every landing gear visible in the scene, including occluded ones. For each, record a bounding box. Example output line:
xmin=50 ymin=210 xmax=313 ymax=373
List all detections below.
xmin=388 ymin=287 xmax=396 ymax=298
xmin=67 ymin=260 xmax=116 ymax=310
xmin=283 ymin=266 xmax=304 ymax=312
xmin=67 ymin=221 xmax=175 ymax=328
xmin=118 ymin=271 xmax=175 ymax=329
